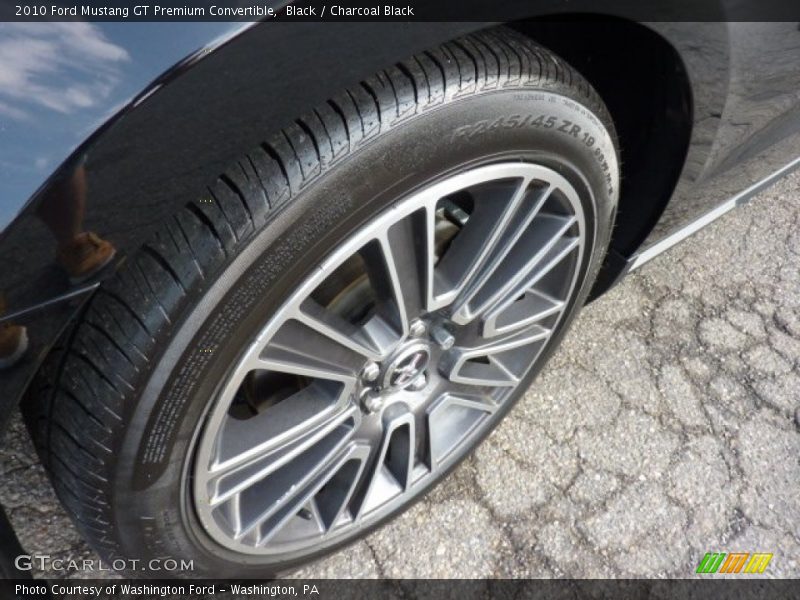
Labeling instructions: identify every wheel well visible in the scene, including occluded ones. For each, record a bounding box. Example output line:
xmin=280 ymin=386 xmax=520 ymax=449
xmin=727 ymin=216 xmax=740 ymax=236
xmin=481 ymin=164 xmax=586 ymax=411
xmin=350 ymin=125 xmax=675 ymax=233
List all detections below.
xmin=510 ymin=17 xmax=693 ymax=291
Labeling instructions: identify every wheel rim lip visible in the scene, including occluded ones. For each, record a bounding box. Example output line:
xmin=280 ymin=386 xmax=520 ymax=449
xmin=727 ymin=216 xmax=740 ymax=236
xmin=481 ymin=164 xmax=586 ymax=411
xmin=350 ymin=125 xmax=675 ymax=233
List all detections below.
xmin=190 ymin=161 xmax=590 ymax=557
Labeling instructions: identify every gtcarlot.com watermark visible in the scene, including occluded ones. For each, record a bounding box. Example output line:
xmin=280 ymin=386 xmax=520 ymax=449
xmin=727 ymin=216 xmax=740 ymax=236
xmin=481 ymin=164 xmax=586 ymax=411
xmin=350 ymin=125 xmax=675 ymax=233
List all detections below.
xmin=14 ymin=554 xmax=194 ymax=573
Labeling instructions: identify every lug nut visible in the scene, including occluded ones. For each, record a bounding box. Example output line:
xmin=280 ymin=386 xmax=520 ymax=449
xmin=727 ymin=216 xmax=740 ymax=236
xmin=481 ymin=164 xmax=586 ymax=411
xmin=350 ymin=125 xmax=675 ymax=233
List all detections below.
xmin=409 ymin=319 xmax=427 ymax=338
xmin=361 ymin=361 xmax=380 ymax=382
xmin=407 ymin=372 xmax=427 ymax=391
xmin=360 ymin=390 xmax=383 ymax=413
xmin=430 ymin=324 xmax=455 ymax=350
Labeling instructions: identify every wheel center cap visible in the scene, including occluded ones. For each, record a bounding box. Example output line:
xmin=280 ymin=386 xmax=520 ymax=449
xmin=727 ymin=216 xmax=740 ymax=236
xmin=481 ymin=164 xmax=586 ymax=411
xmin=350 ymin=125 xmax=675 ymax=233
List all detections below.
xmin=382 ymin=342 xmax=430 ymax=391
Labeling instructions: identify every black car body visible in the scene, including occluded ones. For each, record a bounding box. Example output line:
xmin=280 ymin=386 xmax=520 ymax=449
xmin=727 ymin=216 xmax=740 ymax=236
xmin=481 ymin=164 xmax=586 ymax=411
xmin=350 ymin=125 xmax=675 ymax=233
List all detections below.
xmin=1 ymin=10 xmax=799 ymax=577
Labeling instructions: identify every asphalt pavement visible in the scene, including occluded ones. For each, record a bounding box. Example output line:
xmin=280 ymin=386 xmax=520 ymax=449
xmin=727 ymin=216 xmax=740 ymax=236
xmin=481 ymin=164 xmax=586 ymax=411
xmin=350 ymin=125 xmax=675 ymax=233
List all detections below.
xmin=2 ymin=170 xmax=798 ymax=579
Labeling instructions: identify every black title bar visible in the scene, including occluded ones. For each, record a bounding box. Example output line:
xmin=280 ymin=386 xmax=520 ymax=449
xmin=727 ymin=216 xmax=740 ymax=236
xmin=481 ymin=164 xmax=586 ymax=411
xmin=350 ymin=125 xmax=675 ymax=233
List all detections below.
xmin=4 ymin=0 xmax=800 ymax=22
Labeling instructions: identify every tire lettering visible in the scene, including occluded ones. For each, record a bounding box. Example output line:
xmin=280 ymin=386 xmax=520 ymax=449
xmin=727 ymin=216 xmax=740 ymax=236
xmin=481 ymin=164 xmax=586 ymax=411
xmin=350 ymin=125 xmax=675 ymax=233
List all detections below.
xmin=452 ymin=114 xmax=591 ymax=141
xmin=449 ymin=103 xmax=616 ymax=198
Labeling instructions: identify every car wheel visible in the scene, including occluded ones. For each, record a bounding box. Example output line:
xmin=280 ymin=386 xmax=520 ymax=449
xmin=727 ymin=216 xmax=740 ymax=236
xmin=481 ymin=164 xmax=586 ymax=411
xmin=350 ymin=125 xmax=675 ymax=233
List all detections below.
xmin=24 ymin=27 xmax=619 ymax=576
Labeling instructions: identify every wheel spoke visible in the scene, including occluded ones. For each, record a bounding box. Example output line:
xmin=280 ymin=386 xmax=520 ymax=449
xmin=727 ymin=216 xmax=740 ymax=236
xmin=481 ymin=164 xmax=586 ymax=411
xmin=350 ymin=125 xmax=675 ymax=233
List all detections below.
xmin=255 ymin=317 xmax=367 ymax=384
xmin=296 ymin=300 xmax=385 ymax=361
xmin=207 ymin=404 xmax=360 ymax=506
xmin=384 ymin=209 xmax=430 ymax=326
xmin=482 ymin=288 xmax=566 ymax=338
xmin=363 ymin=232 xmax=415 ymax=338
xmin=451 ymin=183 xmax=554 ymax=322
xmin=313 ymin=445 xmax=370 ymax=530
xmin=427 ymin=393 xmax=497 ymax=468
xmin=452 ymin=211 xmax=577 ymax=324
xmin=252 ymin=444 xmax=369 ymax=546
xmin=478 ymin=234 xmax=581 ymax=338
xmin=439 ymin=324 xmax=552 ymax=387
xmin=353 ymin=406 xmax=416 ymax=519
xmin=427 ymin=176 xmax=531 ymax=310
xmin=238 ymin=444 xmax=366 ymax=546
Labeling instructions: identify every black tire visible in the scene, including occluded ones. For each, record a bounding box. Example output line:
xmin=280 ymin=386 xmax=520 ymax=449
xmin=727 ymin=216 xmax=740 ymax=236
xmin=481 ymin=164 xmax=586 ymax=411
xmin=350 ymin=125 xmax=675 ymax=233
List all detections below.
xmin=24 ymin=27 xmax=619 ymax=577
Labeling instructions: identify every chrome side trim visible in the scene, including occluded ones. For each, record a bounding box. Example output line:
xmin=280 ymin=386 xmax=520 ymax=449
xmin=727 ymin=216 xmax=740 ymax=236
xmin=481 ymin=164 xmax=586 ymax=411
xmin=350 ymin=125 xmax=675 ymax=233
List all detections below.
xmin=629 ymin=154 xmax=800 ymax=271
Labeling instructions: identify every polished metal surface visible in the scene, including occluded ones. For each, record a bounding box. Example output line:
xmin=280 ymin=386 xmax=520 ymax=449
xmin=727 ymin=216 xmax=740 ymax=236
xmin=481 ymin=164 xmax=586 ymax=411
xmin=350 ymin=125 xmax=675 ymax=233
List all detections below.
xmin=629 ymin=154 xmax=800 ymax=270
xmin=192 ymin=163 xmax=587 ymax=555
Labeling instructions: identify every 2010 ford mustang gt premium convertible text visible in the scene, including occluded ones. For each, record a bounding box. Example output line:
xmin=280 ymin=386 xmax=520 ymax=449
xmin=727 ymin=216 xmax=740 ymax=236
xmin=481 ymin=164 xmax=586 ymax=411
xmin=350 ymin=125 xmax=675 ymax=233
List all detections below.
xmin=1 ymin=17 xmax=799 ymax=578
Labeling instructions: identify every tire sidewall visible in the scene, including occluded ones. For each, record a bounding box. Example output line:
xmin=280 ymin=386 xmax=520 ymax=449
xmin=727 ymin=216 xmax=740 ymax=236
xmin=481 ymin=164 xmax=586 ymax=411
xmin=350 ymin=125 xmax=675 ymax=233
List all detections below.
xmin=111 ymin=87 xmax=619 ymax=576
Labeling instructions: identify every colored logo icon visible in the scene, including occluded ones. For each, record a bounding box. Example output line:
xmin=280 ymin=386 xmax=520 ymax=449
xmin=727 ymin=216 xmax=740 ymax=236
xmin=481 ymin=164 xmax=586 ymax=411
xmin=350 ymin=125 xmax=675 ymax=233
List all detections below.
xmin=696 ymin=552 xmax=773 ymax=574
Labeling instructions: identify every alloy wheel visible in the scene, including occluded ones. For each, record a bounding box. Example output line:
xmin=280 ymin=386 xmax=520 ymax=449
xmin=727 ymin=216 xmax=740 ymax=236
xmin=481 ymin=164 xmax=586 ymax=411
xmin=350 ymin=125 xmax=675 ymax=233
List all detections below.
xmin=192 ymin=162 xmax=588 ymax=555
